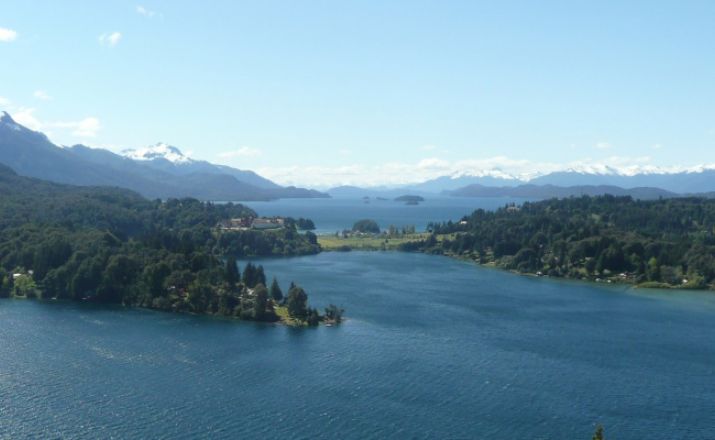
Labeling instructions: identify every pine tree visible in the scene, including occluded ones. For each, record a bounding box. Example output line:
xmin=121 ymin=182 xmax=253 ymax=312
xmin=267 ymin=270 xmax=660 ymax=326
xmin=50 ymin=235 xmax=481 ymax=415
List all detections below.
xmin=252 ymin=283 xmax=268 ymax=321
xmin=286 ymin=285 xmax=308 ymax=320
xmin=307 ymin=308 xmax=320 ymax=326
xmin=256 ymin=265 xmax=266 ymax=286
xmin=270 ymin=277 xmax=283 ymax=302
xmin=224 ymin=256 xmax=239 ymax=287
xmin=242 ymin=263 xmax=256 ymax=287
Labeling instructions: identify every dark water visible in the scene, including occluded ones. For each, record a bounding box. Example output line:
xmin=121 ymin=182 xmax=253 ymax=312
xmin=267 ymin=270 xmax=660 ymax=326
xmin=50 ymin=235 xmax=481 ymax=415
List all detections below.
xmin=2 ymin=252 xmax=715 ymax=439
xmin=243 ymin=197 xmax=528 ymax=233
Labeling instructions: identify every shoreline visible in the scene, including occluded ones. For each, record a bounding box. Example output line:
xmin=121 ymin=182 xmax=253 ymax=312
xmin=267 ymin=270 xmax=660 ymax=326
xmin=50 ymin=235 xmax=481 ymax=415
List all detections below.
xmin=0 ymin=295 xmax=340 ymax=328
xmin=316 ymin=235 xmax=715 ymax=292
xmin=434 ymin=250 xmax=715 ymax=292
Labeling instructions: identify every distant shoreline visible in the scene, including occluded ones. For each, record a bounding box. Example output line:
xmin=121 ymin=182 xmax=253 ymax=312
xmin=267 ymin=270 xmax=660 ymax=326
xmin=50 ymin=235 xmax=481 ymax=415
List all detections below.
xmin=316 ymin=233 xmax=713 ymax=292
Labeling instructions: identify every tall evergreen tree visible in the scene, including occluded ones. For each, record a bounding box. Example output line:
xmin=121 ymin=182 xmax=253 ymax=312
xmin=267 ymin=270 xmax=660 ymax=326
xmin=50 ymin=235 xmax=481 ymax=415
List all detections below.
xmin=307 ymin=308 xmax=320 ymax=326
xmin=242 ymin=262 xmax=256 ymax=287
xmin=286 ymin=285 xmax=308 ymax=320
xmin=252 ymin=283 xmax=268 ymax=321
xmin=270 ymin=277 xmax=283 ymax=302
xmin=224 ymin=256 xmax=239 ymax=287
xmin=256 ymin=265 xmax=266 ymax=287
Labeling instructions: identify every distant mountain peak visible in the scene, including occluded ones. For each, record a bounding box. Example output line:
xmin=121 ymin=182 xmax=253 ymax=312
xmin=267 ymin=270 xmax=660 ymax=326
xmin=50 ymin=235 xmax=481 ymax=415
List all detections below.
xmin=450 ymin=168 xmax=518 ymax=181
xmin=121 ymin=142 xmax=192 ymax=164
xmin=558 ymin=164 xmax=621 ymax=176
xmin=0 ymin=111 xmax=23 ymax=131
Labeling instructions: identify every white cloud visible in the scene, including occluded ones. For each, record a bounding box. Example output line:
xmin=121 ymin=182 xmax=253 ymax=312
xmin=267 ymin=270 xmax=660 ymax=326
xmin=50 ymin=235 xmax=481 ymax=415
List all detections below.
xmin=51 ymin=117 xmax=101 ymax=137
xmin=252 ymin=155 xmax=703 ymax=188
xmin=136 ymin=6 xmax=156 ymax=17
xmin=12 ymin=108 xmax=43 ymax=131
xmin=420 ymin=144 xmax=438 ymax=151
xmin=0 ymin=28 xmax=18 ymax=42
xmin=99 ymin=32 xmax=122 ymax=47
xmin=3 ymin=104 xmax=102 ymax=141
xmin=33 ymin=90 xmax=52 ymax=101
xmin=651 ymin=143 xmax=663 ymax=150
xmin=338 ymin=148 xmax=353 ymax=156
xmin=416 ymin=157 xmax=450 ymax=170
xmin=218 ymin=146 xmax=262 ymax=158
xmin=595 ymin=141 xmax=612 ymax=150
xmin=0 ymin=96 xmax=11 ymax=107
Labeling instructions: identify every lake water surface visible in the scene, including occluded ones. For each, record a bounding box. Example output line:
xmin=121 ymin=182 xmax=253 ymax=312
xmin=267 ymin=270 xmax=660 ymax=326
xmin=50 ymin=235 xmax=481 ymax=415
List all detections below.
xmin=242 ymin=196 xmax=528 ymax=233
xmin=2 ymin=252 xmax=715 ymax=439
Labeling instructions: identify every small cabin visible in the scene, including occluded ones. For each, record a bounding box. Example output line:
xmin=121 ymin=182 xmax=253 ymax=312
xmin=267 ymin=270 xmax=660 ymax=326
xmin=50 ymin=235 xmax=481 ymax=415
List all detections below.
xmin=251 ymin=217 xmax=285 ymax=230
xmin=218 ymin=217 xmax=254 ymax=230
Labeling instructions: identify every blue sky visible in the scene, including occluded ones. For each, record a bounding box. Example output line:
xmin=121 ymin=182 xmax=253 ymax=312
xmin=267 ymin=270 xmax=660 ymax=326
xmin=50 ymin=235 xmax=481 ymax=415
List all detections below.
xmin=1 ymin=1 xmax=714 ymax=187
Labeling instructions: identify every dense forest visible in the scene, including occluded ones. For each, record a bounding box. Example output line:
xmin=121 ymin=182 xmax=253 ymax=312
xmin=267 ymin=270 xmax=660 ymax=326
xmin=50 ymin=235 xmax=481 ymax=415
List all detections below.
xmin=404 ymin=195 xmax=715 ymax=289
xmin=0 ymin=164 xmax=340 ymax=325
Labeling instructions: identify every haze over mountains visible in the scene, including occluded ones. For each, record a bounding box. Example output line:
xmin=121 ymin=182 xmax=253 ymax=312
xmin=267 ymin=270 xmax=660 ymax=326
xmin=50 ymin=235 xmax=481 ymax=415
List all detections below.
xmin=0 ymin=111 xmax=326 ymax=201
xmin=446 ymin=184 xmax=676 ymax=200
xmin=3 ymin=110 xmax=714 ymax=202
xmin=328 ymin=166 xmax=715 ymax=199
xmin=406 ymin=167 xmax=715 ymax=195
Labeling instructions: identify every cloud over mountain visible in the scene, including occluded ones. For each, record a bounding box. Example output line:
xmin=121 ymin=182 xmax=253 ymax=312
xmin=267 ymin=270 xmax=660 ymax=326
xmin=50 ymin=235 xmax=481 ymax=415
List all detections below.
xmin=258 ymin=154 xmax=712 ymax=189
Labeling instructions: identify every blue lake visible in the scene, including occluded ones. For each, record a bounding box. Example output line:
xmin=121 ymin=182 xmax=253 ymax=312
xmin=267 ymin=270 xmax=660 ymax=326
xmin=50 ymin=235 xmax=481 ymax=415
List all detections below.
xmin=243 ymin=196 xmax=528 ymax=233
xmin=2 ymin=251 xmax=715 ymax=439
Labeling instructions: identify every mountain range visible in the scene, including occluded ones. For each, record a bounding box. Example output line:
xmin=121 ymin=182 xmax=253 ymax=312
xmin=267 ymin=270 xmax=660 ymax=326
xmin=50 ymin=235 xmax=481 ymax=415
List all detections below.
xmin=408 ymin=167 xmax=715 ymax=195
xmin=328 ymin=167 xmax=715 ymax=198
xmin=4 ymin=110 xmax=714 ymax=202
xmin=446 ymin=184 xmax=677 ymax=200
xmin=0 ymin=112 xmax=327 ymax=201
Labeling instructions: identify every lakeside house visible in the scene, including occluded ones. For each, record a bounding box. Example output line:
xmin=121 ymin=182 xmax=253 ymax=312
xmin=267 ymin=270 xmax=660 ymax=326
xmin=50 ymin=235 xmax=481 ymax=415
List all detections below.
xmin=251 ymin=217 xmax=285 ymax=230
xmin=12 ymin=270 xmax=33 ymax=280
xmin=218 ymin=217 xmax=254 ymax=231
xmin=218 ymin=216 xmax=286 ymax=231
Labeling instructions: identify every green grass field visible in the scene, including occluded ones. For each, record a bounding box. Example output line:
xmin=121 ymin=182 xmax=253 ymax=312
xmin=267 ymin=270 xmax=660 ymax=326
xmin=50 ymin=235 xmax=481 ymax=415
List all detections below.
xmin=318 ymin=233 xmax=429 ymax=251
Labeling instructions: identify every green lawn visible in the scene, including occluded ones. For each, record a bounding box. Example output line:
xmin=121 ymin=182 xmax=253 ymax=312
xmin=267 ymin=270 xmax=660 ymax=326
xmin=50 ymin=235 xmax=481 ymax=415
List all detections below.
xmin=318 ymin=233 xmax=429 ymax=251
xmin=273 ymin=305 xmax=312 ymax=327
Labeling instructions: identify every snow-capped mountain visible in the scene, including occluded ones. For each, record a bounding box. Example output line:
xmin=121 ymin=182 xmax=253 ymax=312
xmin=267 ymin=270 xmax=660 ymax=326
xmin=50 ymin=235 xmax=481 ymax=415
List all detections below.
xmin=527 ymin=167 xmax=715 ymax=193
xmin=0 ymin=111 xmax=327 ymax=200
xmin=122 ymin=143 xmax=192 ymax=164
xmin=0 ymin=111 xmax=23 ymax=132
xmin=118 ymin=142 xmax=280 ymax=189
xmin=405 ymin=171 xmax=522 ymax=193
xmin=407 ymin=163 xmax=715 ymax=195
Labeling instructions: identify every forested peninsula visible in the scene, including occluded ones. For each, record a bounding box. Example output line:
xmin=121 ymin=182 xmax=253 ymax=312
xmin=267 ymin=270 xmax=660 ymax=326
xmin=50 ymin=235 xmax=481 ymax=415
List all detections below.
xmin=403 ymin=196 xmax=715 ymax=290
xmin=0 ymin=164 xmax=341 ymax=326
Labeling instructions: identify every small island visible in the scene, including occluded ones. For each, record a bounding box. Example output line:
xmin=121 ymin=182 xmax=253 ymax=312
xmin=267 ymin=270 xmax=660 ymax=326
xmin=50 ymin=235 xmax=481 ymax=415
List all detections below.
xmin=394 ymin=195 xmax=425 ymax=205
xmin=352 ymin=219 xmax=381 ymax=234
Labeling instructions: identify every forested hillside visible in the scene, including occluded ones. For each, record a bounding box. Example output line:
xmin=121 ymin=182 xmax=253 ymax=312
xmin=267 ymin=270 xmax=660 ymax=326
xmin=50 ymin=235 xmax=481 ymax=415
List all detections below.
xmin=0 ymin=164 xmax=326 ymax=324
xmin=406 ymin=195 xmax=715 ymax=289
